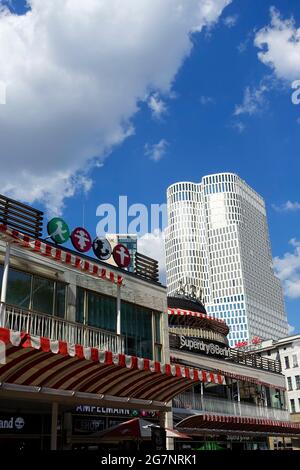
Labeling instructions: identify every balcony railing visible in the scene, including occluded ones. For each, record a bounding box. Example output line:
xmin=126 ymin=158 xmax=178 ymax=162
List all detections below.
xmin=228 ymin=348 xmax=281 ymax=373
xmin=173 ymin=392 xmax=290 ymax=422
xmin=1 ymin=303 xmax=124 ymax=354
xmin=171 ymin=344 xmax=281 ymax=374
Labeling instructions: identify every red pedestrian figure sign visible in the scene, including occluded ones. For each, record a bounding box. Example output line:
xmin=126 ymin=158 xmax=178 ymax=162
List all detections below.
xmin=71 ymin=227 xmax=92 ymax=253
xmin=113 ymin=244 xmax=131 ymax=268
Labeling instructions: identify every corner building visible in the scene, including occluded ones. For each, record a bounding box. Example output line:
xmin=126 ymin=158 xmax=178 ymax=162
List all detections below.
xmin=166 ymin=173 xmax=288 ymax=347
xmin=168 ymin=292 xmax=300 ymax=450
xmin=0 ymin=194 xmax=223 ymax=451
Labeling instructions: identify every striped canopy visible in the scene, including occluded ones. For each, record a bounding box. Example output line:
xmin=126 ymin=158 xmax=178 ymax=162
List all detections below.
xmin=0 ymin=327 xmax=225 ymax=407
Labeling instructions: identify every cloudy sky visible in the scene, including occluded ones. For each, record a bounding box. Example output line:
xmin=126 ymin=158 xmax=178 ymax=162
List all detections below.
xmin=1 ymin=0 xmax=300 ymax=334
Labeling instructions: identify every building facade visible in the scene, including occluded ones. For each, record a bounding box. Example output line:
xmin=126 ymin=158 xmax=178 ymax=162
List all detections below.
xmin=0 ymin=194 xmax=213 ymax=451
xmin=249 ymin=335 xmax=300 ymax=413
xmin=167 ymin=292 xmax=300 ymax=450
xmin=165 ymin=173 xmax=288 ymax=347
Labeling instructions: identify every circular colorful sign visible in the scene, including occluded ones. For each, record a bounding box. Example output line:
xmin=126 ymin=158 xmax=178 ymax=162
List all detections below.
xmin=71 ymin=227 xmax=92 ymax=253
xmin=92 ymin=237 xmax=112 ymax=260
xmin=113 ymin=244 xmax=131 ymax=268
xmin=15 ymin=417 xmax=25 ymax=430
xmin=47 ymin=217 xmax=70 ymax=244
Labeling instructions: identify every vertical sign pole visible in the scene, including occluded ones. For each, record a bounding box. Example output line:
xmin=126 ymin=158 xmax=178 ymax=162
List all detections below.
xmin=0 ymin=242 xmax=10 ymax=327
xmin=116 ymin=284 xmax=122 ymax=352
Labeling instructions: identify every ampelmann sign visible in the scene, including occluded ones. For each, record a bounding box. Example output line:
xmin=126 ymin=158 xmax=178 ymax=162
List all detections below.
xmin=179 ymin=335 xmax=230 ymax=358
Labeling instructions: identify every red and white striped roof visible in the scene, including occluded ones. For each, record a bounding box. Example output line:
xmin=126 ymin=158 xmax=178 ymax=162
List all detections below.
xmin=176 ymin=413 xmax=300 ymax=436
xmin=168 ymin=308 xmax=229 ymax=335
xmin=0 ymin=224 xmax=123 ymax=285
xmin=0 ymin=327 xmax=225 ymax=405
xmin=168 ymin=308 xmax=225 ymax=324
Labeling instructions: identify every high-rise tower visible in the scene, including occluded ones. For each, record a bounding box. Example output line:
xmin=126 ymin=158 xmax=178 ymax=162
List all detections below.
xmin=165 ymin=173 xmax=288 ymax=347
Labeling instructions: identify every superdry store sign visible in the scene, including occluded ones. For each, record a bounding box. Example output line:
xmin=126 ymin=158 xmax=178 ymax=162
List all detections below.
xmin=170 ymin=334 xmax=230 ymax=358
xmin=47 ymin=218 xmax=131 ymax=269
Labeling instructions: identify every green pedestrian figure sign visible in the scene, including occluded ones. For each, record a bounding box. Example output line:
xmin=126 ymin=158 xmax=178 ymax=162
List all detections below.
xmin=47 ymin=218 xmax=70 ymax=244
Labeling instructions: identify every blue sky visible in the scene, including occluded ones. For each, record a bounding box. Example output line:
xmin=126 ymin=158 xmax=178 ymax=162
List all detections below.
xmin=1 ymin=0 xmax=300 ymax=334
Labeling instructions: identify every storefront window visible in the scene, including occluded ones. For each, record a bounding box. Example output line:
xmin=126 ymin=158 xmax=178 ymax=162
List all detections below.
xmin=6 ymin=269 xmax=31 ymax=309
xmin=32 ymin=276 xmax=54 ymax=315
xmin=0 ymin=265 xmax=66 ymax=317
xmin=239 ymin=383 xmax=258 ymax=404
xmin=154 ymin=312 xmax=161 ymax=343
xmin=76 ymin=287 xmax=85 ymax=324
xmin=55 ymin=282 xmax=66 ymax=318
xmin=75 ymin=287 xmax=117 ymax=331
xmin=87 ymin=291 xmax=116 ymax=331
xmin=270 ymin=388 xmax=284 ymax=409
xmin=121 ymin=301 xmax=153 ymax=359
xmin=203 ymin=382 xmax=227 ymax=399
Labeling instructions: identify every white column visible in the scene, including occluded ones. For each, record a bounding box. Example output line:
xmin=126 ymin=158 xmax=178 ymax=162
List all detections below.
xmin=0 ymin=242 xmax=10 ymax=327
xmin=237 ymin=381 xmax=241 ymax=402
xmin=200 ymin=382 xmax=204 ymax=410
xmin=160 ymin=409 xmax=174 ymax=450
xmin=116 ymin=284 xmax=121 ymax=335
xmin=51 ymin=402 xmax=58 ymax=450
xmin=237 ymin=381 xmax=241 ymax=416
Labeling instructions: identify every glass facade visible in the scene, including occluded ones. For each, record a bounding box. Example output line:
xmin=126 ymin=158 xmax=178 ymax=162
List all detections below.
xmin=75 ymin=287 xmax=162 ymax=360
xmin=0 ymin=266 xmax=163 ymax=361
xmin=166 ymin=173 xmax=288 ymax=346
xmin=117 ymin=236 xmax=137 ymax=273
xmin=5 ymin=268 xmax=31 ymax=309
xmin=32 ymin=276 xmax=55 ymax=316
xmin=0 ymin=265 xmax=66 ymax=317
xmin=76 ymin=287 xmax=117 ymax=331
xmin=121 ymin=301 xmax=153 ymax=359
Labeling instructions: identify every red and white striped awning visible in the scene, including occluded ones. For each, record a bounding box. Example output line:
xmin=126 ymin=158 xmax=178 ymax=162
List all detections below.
xmin=0 ymin=327 xmax=225 ymax=405
xmin=170 ymin=356 xmax=286 ymax=391
xmin=168 ymin=308 xmax=229 ymax=335
xmin=0 ymin=224 xmax=123 ymax=285
xmin=176 ymin=414 xmax=300 ymax=437
xmin=168 ymin=308 xmax=224 ymax=324
xmin=213 ymin=369 xmax=286 ymax=391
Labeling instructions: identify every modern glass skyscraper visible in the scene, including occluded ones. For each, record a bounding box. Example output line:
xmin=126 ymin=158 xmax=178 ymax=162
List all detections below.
xmin=165 ymin=173 xmax=289 ymax=347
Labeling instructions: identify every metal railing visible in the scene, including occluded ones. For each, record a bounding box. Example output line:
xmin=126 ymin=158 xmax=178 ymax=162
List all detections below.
xmin=1 ymin=302 xmax=124 ymax=354
xmin=228 ymin=348 xmax=281 ymax=373
xmin=173 ymin=392 xmax=290 ymax=421
xmin=170 ymin=340 xmax=281 ymax=374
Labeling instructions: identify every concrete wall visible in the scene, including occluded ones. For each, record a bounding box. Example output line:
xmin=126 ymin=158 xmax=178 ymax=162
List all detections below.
xmin=0 ymin=241 xmax=169 ymax=361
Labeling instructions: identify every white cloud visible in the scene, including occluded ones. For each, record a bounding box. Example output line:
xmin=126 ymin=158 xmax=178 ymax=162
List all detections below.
xmin=237 ymin=32 xmax=252 ymax=53
xmin=144 ymin=139 xmax=169 ymax=162
xmin=223 ymin=14 xmax=238 ymax=28
xmin=255 ymin=7 xmax=300 ymax=81
xmin=147 ymin=93 xmax=167 ymax=120
xmin=138 ymin=229 xmax=166 ymax=284
xmin=199 ymin=95 xmax=215 ymax=105
xmin=230 ymin=120 xmax=246 ymax=133
xmin=234 ymin=81 xmax=269 ymax=116
xmin=288 ymin=324 xmax=295 ymax=335
xmin=0 ymin=0 xmax=231 ymax=214
xmin=273 ymin=239 xmax=300 ymax=299
xmin=272 ymin=201 xmax=300 ymax=212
